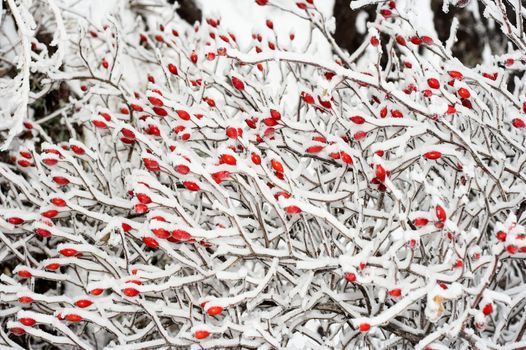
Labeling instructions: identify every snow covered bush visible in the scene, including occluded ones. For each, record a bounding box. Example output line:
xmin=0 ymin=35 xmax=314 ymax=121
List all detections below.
xmin=1 ymin=0 xmax=526 ymax=348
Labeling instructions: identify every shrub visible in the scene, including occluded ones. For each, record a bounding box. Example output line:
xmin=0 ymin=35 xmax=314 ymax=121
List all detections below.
xmin=1 ymin=0 xmax=526 ymax=349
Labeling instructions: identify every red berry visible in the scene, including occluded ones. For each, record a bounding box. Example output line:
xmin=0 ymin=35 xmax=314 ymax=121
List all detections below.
xmin=512 ymin=118 xmax=525 ymax=128
xmin=507 ymin=245 xmax=518 ymax=254
xmin=391 ymin=110 xmax=403 ymax=118
xmin=146 ymin=124 xmax=161 ymax=136
xmin=46 ymin=148 xmax=62 ymax=156
xmin=359 ymin=323 xmax=371 ymax=332
xmin=376 ymin=164 xmax=386 ymax=182
xmin=172 ymin=229 xmax=192 ymax=241
xmin=44 ymin=156 xmax=60 ymax=167
xmin=256 ymin=0 xmax=268 ymax=5
xmin=144 ymin=158 xmax=160 ymax=172
xmin=123 ymin=287 xmax=140 ymax=297
xmin=18 ymin=160 xmax=31 ymax=167
xmin=18 ymin=270 xmax=32 ymax=278
xmin=396 ymin=35 xmax=406 ymax=46
xmin=263 ymin=118 xmax=278 ymax=127
xmin=251 ymin=153 xmax=261 ymax=165
xmin=461 ymin=98 xmax=472 ymax=109
xmin=483 ymin=72 xmax=498 ymax=80
xmin=53 ymin=176 xmax=70 ymax=186
xmin=482 ymin=303 xmax=493 ymax=316
xmin=65 ymin=314 xmax=83 ymax=322
xmin=70 ymin=147 xmax=84 ymax=155
xmin=190 ymin=51 xmax=198 ymax=64
xmin=46 ymin=263 xmax=60 ymax=270
xmin=302 ymin=92 xmax=315 ymax=104
xmin=270 ymin=109 xmax=281 ymax=120
xmin=388 ymin=288 xmax=402 ymax=297
xmin=427 ymin=78 xmax=440 ymax=89
xmin=152 ymin=228 xmax=170 ymax=239
xmin=168 ymin=63 xmax=178 ymax=75
xmin=271 ymin=159 xmax=284 ymax=173
xmin=424 ymin=151 xmax=442 ymax=160
xmin=90 ymin=288 xmax=104 ymax=296
xmin=148 ymin=97 xmax=163 ymax=108
xmin=370 ymin=36 xmax=379 ymax=47
xmin=137 ymin=193 xmax=152 ymax=205
xmin=8 ymin=217 xmax=24 ymax=225
xmin=496 ymin=231 xmax=507 ymax=241
xmin=380 ymin=9 xmax=392 ymax=17
xmin=296 ymin=2 xmax=307 ymax=9
xmin=130 ymin=104 xmax=143 ymax=112
xmin=212 ymin=171 xmax=230 ymax=184
xmin=51 ymin=198 xmax=67 ymax=207
xmin=207 ymin=306 xmax=223 ymax=316
xmin=175 ymin=165 xmax=190 ymax=175
xmin=176 ymin=110 xmax=191 ymax=121
xmin=153 ymin=107 xmax=167 ymax=117
xmin=206 ymin=18 xmax=219 ymax=28
xmin=436 ymin=205 xmax=446 ymax=222
xmin=143 ymin=237 xmax=159 ymax=249
xmin=306 ymin=145 xmax=323 ymax=153
xmin=75 ymin=299 xmax=93 ymax=308
xmin=449 ymin=70 xmax=463 ymax=79
xmin=220 ymin=154 xmax=237 ymax=165
xmin=19 ymin=151 xmax=32 ymax=159
xmin=458 ymin=87 xmax=470 ymax=99
xmin=18 ymin=296 xmax=33 ymax=303
xmin=350 ymin=116 xmax=365 ymax=124
xmin=10 ymin=327 xmax=25 ymax=335
xmin=20 ymin=318 xmax=36 ymax=326
xmin=226 ymin=127 xmax=238 ymax=139
xmin=314 ymin=96 xmax=331 ymax=108
xmin=454 ymin=259 xmax=463 ymax=268
xmin=410 ymin=36 xmax=422 ymax=45
xmin=195 ymin=330 xmax=210 ymax=339
xmin=183 ymin=181 xmax=200 ymax=191
xmin=60 ymin=248 xmax=79 ymax=257
xmin=286 ymin=205 xmax=302 ymax=214
xmin=329 ymin=152 xmax=341 ymax=161
xmin=35 ymin=228 xmax=51 ymax=238
xmin=422 ymin=36 xmax=433 ymax=45
xmin=341 ymin=152 xmax=353 ymax=164
xmin=92 ymin=120 xmax=107 ymax=128
xmin=345 ymin=272 xmax=356 ymax=283
xmin=42 ymin=210 xmax=58 ymax=218
xmin=414 ymin=218 xmax=429 ymax=227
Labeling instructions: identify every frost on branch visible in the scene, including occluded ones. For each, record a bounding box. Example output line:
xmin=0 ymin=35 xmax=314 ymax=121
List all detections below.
xmin=1 ymin=0 xmax=526 ymax=349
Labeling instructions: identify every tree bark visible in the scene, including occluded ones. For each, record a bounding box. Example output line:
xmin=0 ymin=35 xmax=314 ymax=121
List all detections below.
xmin=332 ymin=0 xmax=375 ymax=55
xmin=169 ymin=0 xmax=202 ymax=25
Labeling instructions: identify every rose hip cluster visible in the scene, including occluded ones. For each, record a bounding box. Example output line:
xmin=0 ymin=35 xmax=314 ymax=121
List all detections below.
xmin=1 ymin=0 xmax=526 ymax=349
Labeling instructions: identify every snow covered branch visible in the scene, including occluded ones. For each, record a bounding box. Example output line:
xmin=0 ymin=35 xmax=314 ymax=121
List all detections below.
xmin=1 ymin=0 xmax=526 ymax=349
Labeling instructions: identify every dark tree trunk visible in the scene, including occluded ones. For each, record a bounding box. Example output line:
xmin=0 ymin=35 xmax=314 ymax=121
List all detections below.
xmin=168 ymin=0 xmax=202 ymax=25
xmin=332 ymin=0 xmax=375 ymax=55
